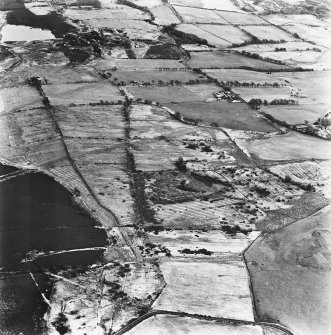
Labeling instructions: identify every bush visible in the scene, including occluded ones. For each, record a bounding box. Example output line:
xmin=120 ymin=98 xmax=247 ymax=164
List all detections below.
xmin=174 ymin=156 xmax=187 ymax=172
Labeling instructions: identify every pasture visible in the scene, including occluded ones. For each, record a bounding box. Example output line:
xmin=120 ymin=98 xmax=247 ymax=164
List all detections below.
xmin=176 ymin=24 xmax=232 ymax=48
xmin=170 ymin=0 xmax=244 ymax=12
xmin=241 ymin=25 xmax=297 ymax=42
xmin=164 ymin=101 xmax=278 ymax=132
xmin=172 ymin=5 xmax=228 ymax=24
xmin=153 ymin=260 xmax=255 ymax=321
xmin=42 ymin=82 xmax=123 ymax=105
xmin=217 ymin=10 xmax=267 ymax=25
xmin=244 ymin=132 xmax=331 ymax=161
xmin=197 ymin=24 xmax=252 ymax=45
xmin=187 ymin=51 xmax=291 ymax=70
xmin=151 ymin=5 xmax=181 ymax=25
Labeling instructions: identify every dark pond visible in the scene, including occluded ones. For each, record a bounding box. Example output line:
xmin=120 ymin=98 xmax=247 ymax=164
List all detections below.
xmin=0 ymin=170 xmax=107 ymax=334
xmin=0 ymin=163 xmax=19 ymax=176
xmin=6 ymin=8 xmax=77 ymax=38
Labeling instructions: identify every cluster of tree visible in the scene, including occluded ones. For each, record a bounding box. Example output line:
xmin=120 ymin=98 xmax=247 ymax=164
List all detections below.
xmin=180 ymin=248 xmax=213 ymax=256
xmin=219 ymin=80 xmax=283 ymax=88
xmin=239 ymin=50 xmax=287 ymax=65
xmin=162 ymin=24 xmax=209 ymax=46
xmin=275 ymin=47 xmax=287 ymax=52
xmin=248 ymin=98 xmax=298 ymax=108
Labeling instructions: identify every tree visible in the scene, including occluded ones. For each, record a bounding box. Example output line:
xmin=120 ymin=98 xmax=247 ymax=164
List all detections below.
xmin=174 ymin=156 xmax=187 ymax=172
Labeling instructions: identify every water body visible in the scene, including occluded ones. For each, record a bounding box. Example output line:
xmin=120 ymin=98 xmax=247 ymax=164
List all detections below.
xmin=0 ymin=170 xmax=107 ymax=334
xmin=6 ymin=8 xmax=77 ymax=38
xmin=1 ymin=24 xmax=55 ymax=42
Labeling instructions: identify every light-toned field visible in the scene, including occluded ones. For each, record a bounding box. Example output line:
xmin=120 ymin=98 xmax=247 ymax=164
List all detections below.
xmin=244 ymin=132 xmax=331 ymax=161
xmin=263 ymin=104 xmax=328 ymax=125
xmin=95 ymin=58 xmax=186 ymax=71
xmin=262 ymin=14 xmax=327 ymax=27
xmin=217 ymin=10 xmax=267 ymax=25
xmin=203 ymin=68 xmax=286 ymax=85
xmin=42 ymin=82 xmax=123 ymax=105
xmin=175 ymin=24 xmax=232 ymax=48
xmin=269 ymin=70 xmax=331 ymax=105
xmin=232 ymin=86 xmax=294 ymax=102
xmin=127 ymin=85 xmax=213 ymax=103
xmin=153 ymin=259 xmax=255 ymax=321
xmin=170 ymin=0 xmax=244 ymax=12
xmin=269 ymin=160 xmax=331 ymax=197
xmin=126 ymin=315 xmax=265 ymax=335
xmin=187 ymin=51 xmax=291 ymax=69
xmin=53 ymin=105 xmax=125 ymax=139
xmin=65 ymin=7 xmax=150 ymax=21
xmin=86 ymin=18 xmax=158 ymax=32
xmin=106 ymin=69 xmax=202 ymax=85
xmin=183 ymin=83 xmax=221 ymax=100
xmin=197 ymin=24 xmax=252 ymax=45
xmin=151 ymin=5 xmax=181 ymax=25
xmin=246 ymin=205 xmax=331 ymax=335
xmin=0 ymin=86 xmax=43 ymax=113
xmin=147 ymin=230 xmax=260 ymax=256
xmin=164 ymin=101 xmax=277 ymax=132
xmin=122 ymin=0 xmax=163 ymax=8
xmin=284 ymin=24 xmax=331 ymax=48
xmin=241 ymin=25 xmax=297 ymax=41
xmin=172 ymin=5 xmax=228 ymax=24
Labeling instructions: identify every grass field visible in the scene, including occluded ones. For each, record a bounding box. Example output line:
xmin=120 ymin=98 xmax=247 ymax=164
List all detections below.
xmin=65 ymin=7 xmax=150 ymax=21
xmin=283 ymin=24 xmax=331 ymax=48
xmin=187 ymin=51 xmax=291 ymax=69
xmin=151 ymin=5 xmax=181 ymax=25
xmin=173 ymin=5 xmax=228 ymax=24
xmin=128 ymin=85 xmax=212 ymax=103
xmin=0 ymin=86 xmax=44 ymax=113
xmin=203 ymin=69 xmax=286 ymax=85
xmin=53 ymin=105 xmax=125 ymax=139
xmin=246 ymin=205 xmax=331 ymax=335
xmin=126 ymin=315 xmax=265 ymax=335
xmin=232 ymin=86 xmax=293 ymax=102
xmin=245 ymin=132 xmax=331 ymax=161
xmin=164 ymin=101 xmax=278 ymax=132
xmin=175 ymin=24 xmax=232 ymax=47
xmin=197 ymin=24 xmax=252 ymax=45
xmin=262 ymin=14 xmax=326 ymax=26
xmin=95 ymin=59 xmax=186 ymax=71
xmin=217 ymin=10 xmax=267 ymax=25
xmin=241 ymin=25 xmax=297 ymax=42
xmin=263 ymin=104 xmax=327 ymax=125
xmin=170 ymin=0 xmax=244 ymax=12
xmin=106 ymin=69 xmax=203 ymax=85
xmin=42 ymin=82 xmax=123 ymax=105
xmin=153 ymin=259 xmax=255 ymax=321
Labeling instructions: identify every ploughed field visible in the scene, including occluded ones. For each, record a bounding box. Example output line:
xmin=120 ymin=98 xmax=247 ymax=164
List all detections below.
xmin=0 ymin=0 xmax=330 ymax=335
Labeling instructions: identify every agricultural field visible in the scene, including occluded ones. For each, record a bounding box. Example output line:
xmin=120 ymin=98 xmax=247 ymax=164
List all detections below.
xmin=126 ymin=315 xmax=266 ymax=335
xmin=64 ymin=7 xmax=150 ymax=21
xmin=0 ymin=86 xmax=44 ymax=113
xmin=240 ymin=25 xmax=297 ymax=42
xmin=127 ymin=85 xmax=218 ymax=103
xmin=53 ymin=105 xmax=125 ymax=139
xmin=105 ymin=69 xmax=204 ymax=85
xmin=203 ymin=68 xmax=286 ymax=85
xmin=172 ymin=5 xmax=228 ymax=24
xmin=164 ymin=101 xmax=278 ymax=132
xmin=150 ymin=5 xmax=182 ymax=25
xmin=147 ymin=230 xmax=261 ymax=257
xmin=42 ymin=82 xmax=123 ymax=105
xmin=175 ymin=24 xmax=233 ymax=48
xmin=243 ymin=132 xmax=331 ymax=161
xmin=246 ymin=205 xmax=331 ymax=335
xmin=217 ymin=10 xmax=267 ymax=25
xmin=283 ymin=24 xmax=331 ymax=48
xmin=153 ymin=260 xmax=255 ymax=321
xmin=197 ymin=24 xmax=252 ymax=45
xmin=262 ymin=104 xmax=327 ymax=125
xmin=262 ymin=13 xmax=327 ymax=26
xmin=187 ymin=51 xmax=292 ymax=69
xmin=95 ymin=58 xmax=186 ymax=71
xmin=169 ymin=0 xmax=244 ymax=12
xmin=232 ymin=86 xmax=299 ymax=102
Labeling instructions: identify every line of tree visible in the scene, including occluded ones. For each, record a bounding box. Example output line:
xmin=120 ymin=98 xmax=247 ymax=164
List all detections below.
xmin=248 ymin=98 xmax=298 ymax=108
xmin=218 ymin=80 xmax=284 ymax=88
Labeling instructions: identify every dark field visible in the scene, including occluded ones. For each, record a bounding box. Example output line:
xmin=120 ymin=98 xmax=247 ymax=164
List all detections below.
xmin=164 ymin=101 xmax=278 ymax=132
